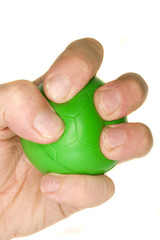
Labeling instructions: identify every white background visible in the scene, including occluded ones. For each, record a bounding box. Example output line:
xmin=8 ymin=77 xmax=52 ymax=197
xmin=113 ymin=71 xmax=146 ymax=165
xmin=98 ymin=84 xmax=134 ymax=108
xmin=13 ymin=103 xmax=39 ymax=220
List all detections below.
xmin=0 ymin=0 xmax=160 ymax=239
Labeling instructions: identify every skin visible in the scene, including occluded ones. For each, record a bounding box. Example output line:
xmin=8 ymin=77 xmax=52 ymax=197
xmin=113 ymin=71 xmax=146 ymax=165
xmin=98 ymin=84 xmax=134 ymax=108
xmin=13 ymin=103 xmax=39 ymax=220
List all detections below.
xmin=0 ymin=38 xmax=153 ymax=239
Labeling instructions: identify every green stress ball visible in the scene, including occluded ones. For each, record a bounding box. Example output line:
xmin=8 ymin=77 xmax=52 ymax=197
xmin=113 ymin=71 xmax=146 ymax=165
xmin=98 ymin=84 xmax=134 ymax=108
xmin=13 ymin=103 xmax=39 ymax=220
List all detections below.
xmin=21 ymin=77 xmax=127 ymax=175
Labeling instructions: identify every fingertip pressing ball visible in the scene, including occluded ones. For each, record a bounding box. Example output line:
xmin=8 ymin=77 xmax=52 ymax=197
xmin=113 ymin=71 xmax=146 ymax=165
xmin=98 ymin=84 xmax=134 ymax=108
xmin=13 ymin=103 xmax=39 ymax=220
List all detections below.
xmin=20 ymin=77 xmax=127 ymax=175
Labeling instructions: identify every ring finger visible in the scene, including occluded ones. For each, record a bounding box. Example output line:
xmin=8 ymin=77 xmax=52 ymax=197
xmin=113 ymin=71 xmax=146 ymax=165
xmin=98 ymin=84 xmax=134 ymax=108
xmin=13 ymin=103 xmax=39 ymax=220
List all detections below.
xmin=100 ymin=122 xmax=153 ymax=162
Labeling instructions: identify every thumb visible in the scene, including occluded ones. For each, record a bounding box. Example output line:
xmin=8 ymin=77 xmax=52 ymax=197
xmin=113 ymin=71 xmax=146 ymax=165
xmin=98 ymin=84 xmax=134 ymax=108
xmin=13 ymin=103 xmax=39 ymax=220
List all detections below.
xmin=0 ymin=80 xmax=64 ymax=143
xmin=40 ymin=174 xmax=115 ymax=211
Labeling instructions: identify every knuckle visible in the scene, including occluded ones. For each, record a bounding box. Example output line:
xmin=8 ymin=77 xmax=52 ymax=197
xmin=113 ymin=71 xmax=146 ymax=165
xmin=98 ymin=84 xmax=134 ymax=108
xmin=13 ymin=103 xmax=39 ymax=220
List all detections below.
xmin=12 ymin=79 xmax=33 ymax=92
xmin=66 ymin=38 xmax=103 ymax=53
xmin=134 ymin=123 xmax=153 ymax=159
xmin=123 ymin=72 xmax=148 ymax=101
xmin=132 ymin=75 xmax=148 ymax=99
xmin=66 ymin=38 xmax=104 ymax=69
xmin=7 ymin=80 xmax=33 ymax=98
xmin=102 ymin=176 xmax=115 ymax=201
xmin=3 ymin=80 xmax=41 ymax=116
xmin=10 ymin=80 xmax=37 ymax=104
xmin=139 ymin=124 xmax=153 ymax=155
xmin=0 ymin=80 xmax=34 ymax=108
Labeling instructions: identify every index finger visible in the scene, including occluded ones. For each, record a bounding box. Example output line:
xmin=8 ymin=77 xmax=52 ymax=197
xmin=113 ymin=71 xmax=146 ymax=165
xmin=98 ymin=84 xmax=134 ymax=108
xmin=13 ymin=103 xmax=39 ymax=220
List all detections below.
xmin=42 ymin=38 xmax=104 ymax=103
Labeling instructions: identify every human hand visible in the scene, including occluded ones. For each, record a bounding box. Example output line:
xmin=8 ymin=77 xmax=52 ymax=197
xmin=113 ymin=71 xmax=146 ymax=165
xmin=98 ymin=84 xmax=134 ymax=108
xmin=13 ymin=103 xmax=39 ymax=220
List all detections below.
xmin=0 ymin=38 xmax=153 ymax=239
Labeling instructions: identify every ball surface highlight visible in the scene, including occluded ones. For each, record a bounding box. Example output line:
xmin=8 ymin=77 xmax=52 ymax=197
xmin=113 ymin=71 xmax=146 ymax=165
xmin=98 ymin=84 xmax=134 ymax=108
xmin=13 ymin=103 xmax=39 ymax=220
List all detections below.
xmin=21 ymin=77 xmax=126 ymax=175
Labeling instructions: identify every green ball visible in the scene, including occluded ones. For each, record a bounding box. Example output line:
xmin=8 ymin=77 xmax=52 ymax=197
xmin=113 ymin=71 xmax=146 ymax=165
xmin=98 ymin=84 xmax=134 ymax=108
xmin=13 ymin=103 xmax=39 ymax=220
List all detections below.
xmin=21 ymin=77 xmax=127 ymax=175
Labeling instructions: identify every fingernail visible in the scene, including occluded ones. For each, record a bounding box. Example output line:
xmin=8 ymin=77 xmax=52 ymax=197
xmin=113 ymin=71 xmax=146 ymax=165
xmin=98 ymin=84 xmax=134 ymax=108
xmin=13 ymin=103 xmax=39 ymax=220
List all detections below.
xmin=103 ymin=127 xmax=126 ymax=149
xmin=33 ymin=106 xmax=65 ymax=138
xmin=100 ymin=89 xmax=120 ymax=114
xmin=41 ymin=174 xmax=60 ymax=193
xmin=46 ymin=73 xmax=71 ymax=100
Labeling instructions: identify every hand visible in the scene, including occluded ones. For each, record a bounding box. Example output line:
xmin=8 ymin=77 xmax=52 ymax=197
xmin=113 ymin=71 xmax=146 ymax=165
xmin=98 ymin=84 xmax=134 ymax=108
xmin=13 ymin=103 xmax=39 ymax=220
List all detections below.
xmin=0 ymin=38 xmax=153 ymax=239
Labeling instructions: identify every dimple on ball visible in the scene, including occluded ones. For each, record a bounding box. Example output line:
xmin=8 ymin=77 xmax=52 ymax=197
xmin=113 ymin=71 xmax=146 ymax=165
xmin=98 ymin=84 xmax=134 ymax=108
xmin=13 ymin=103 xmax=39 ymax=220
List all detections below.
xmin=20 ymin=77 xmax=126 ymax=175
